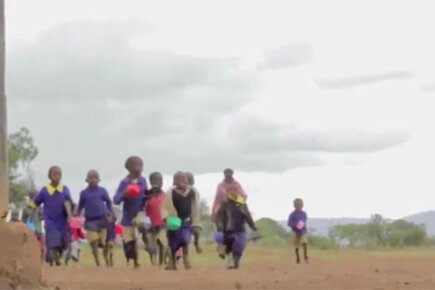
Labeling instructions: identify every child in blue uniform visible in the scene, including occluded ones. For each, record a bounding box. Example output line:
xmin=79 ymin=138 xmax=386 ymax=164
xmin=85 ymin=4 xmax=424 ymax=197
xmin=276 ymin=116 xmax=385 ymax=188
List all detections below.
xmin=32 ymin=166 xmax=73 ymax=266
xmin=113 ymin=156 xmax=147 ymax=268
xmin=288 ymin=198 xmax=308 ymax=264
xmin=78 ymin=170 xmax=113 ymax=266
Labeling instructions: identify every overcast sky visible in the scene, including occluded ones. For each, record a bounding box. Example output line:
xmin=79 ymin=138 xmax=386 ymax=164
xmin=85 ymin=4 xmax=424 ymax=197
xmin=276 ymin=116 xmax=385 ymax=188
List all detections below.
xmin=6 ymin=0 xmax=435 ymax=220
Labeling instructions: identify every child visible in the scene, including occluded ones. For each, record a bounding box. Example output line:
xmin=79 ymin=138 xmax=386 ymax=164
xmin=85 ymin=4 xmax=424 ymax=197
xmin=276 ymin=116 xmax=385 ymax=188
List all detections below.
xmin=144 ymin=172 xmax=168 ymax=266
xmin=186 ymin=172 xmax=202 ymax=254
xmin=287 ymin=198 xmax=308 ymax=264
xmin=78 ymin=170 xmax=113 ymax=267
xmin=104 ymin=211 xmax=116 ymax=267
xmin=23 ymin=189 xmax=45 ymax=260
xmin=215 ymin=192 xmax=257 ymax=269
xmin=212 ymin=169 xmax=247 ymax=258
xmin=32 ymin=166 xmax=73 ymax=266
xmin=113 ymin=156 xmax=147 ymax=268
xmin=163 ymin=171 xmax=201 ymax=270
xmin=65 ymin=205 xmax=85 ymax=264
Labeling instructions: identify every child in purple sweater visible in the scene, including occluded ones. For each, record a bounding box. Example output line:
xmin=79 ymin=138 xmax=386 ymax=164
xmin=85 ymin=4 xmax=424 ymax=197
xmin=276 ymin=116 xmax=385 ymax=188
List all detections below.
xmin=113 ymin=156 xmax=147 ymax=268
xmin=287 ymin=198 xmax=308 ymax=264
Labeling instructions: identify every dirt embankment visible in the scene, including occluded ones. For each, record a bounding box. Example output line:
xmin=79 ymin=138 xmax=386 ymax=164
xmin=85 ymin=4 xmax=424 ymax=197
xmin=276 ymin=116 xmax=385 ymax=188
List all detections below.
xmin=0 ymin=221 xmax=42 ymax=289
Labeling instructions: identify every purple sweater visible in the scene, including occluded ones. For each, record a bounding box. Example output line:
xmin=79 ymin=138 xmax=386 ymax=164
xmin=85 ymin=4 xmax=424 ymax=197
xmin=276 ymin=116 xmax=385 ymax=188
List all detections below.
xmin=78 ymin=186 xmax=112 ymax=221
xmin=113 ymin=176 xmax=147 ymax=226
xmin=34 ymin=185 xmax=73 ymax=231
xmin=287 ymin=210 xmax=308 ymax=235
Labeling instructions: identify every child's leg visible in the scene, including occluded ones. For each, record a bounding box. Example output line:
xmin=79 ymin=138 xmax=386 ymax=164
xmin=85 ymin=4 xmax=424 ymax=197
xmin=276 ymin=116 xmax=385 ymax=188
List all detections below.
xmin=157 ymin=229 xmax=169 ymax=266
xmin=182 ymin=245 xmax=191 ymax=270
xmin=295 ymin=247 xmax=301 ymax=264
xmin=103 ymin=243 xmax=109 ymax=267
xmin=132 ymin=239 xmax=140 ymax=268
xmin=90 ymin=241 xmax=100 ymax=266
xmin=231 ymin=232 xmax=247 ymax=270
xmin=303 ymin=243 xmax=309 ymax=263
xmin=109 ymin=244 xmax=114 ymax=267
xmin=165 ymin=249 xmax=177 ymax=270
xmin=193 ymin=227 xmax=202 ymax=254
xmin=51 ymin=248 xmax=61 ymax=266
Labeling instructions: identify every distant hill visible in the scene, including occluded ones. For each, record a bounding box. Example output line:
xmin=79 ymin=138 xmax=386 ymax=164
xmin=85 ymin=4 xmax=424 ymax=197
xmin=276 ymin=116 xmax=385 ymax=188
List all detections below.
xmin=403 ymin=211 xmax=435 ymax=236
xmin=279 ymin=218 xmax=369 ymax=236
xmin=278 ymin=211 xmax=435 ymax=237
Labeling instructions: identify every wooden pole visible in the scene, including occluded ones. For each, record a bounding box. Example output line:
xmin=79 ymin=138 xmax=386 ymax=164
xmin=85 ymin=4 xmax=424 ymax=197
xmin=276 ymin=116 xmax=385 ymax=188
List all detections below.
xmin=0 ymin=0 xmax=8 ymax=218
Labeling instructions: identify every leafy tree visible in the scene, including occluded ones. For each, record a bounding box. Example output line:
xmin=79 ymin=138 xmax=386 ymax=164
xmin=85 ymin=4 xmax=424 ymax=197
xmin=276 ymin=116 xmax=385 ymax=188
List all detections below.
xmin=8 ymin=127 xmax=38 ymax=207
xmin=330 ymin=216 xmax=427 ymax=248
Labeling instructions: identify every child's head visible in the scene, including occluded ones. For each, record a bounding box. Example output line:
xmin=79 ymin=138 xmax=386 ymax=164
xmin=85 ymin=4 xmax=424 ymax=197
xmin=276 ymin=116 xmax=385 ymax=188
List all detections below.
xmin=149 ymin=172 xmax=163 ymax=189
xmin=86 ymin=170 xmax=100 ymax=187
xmin=174 ymin=171 xmax=188 ymax=191
xmin=293 ymin=198 xmax=304 ymax=210
xmin=223 ymin=168 xmax=234 ymax=183
xmin=48 ymin=166 xmax=62 ymax=185
xmin=186 ymin=172 xmax=195 ymax=186
xmin=125 ymin=156 xmax=143 ymax=177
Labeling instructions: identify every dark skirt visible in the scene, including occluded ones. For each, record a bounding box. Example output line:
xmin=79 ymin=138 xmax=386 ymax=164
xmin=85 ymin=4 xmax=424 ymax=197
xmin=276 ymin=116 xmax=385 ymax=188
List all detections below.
xmin=224 ymin=231 xmax=247 ymax=257
xmin=85 ymin=217 xmax=107 ymax=232
xmin=168 ymin=222 xmax=192 ymax=251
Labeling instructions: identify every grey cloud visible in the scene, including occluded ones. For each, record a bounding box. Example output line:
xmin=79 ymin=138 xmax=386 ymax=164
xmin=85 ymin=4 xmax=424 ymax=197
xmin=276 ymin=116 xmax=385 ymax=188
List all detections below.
xmin=315 ymin=71 xmax=413 ymax=89
xmin=8 ymin=21 xmax=410 ymax=182
xmin=233 ymin=118 xmax=410 ymax=154
xmin=258 ymin=44 xmax=314 ymax=70
xmin=8 ymin=22 xmax=254 ymax=103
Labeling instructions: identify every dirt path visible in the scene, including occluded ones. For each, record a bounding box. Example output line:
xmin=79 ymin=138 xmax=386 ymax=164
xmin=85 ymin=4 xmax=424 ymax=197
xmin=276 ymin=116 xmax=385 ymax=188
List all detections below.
xmin=43 ymin=251 xmax=435 ymax=290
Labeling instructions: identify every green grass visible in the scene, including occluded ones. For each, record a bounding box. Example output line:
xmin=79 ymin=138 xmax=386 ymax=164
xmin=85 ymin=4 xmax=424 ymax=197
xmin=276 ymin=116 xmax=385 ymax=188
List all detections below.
xmin=72 ymin=242 xmax=435 ymax=268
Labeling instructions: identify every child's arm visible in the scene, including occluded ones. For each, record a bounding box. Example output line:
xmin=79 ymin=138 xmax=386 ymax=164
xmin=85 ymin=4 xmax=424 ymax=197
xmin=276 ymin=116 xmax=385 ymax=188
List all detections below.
xmin=215 ymin=202 xmax=227 ymax=232
xmin=241 ymin=204 xmax=257 ymax=231
xmin=32 ymin=190 xmax=45 ymax=208
xmin=63 ymin=186 xmax=73 ymax=220
xmin=113 ymin=181 xmax=126 ymax=205
xmin=102 ymin=188 xmax=113 ymax=213
xmin=287 ymin=213 xmax=298 ymax=231
xmin=78 ymin=191 xmax=85 ymax=216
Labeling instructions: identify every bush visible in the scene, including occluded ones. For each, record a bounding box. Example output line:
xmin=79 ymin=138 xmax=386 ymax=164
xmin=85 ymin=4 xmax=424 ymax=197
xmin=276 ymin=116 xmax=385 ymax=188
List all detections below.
xmin=308 ymin=235 xmax=339 ymax=250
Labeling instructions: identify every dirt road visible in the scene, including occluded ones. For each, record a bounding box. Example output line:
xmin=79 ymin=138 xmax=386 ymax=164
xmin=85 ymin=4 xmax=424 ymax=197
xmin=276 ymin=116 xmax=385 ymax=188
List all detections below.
xmin=41 ymin=247 xmax=435 ymax=290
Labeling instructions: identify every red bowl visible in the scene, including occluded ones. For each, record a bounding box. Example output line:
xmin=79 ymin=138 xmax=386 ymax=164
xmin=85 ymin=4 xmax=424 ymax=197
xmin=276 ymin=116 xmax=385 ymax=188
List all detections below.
xmin=126 ymin=184 xmax=141 ymax=198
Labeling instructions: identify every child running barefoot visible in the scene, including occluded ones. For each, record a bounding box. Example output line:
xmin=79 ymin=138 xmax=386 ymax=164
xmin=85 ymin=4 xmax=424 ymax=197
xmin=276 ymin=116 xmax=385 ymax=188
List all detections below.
xmin=216 ymin=192 xmax=258 ymax=269
xmin=288 ymin=198 xmax=309 ymax=264
xmin=113 ymin=156 xmax=147 ymax=268
xmin=32 ymin=166 xmax=73 ymax=266
xmin=104 ymin=211 xmax=116 ymax=267
xmin=163 ymin=171 xmax=201 ymax=270
xmin=78 ymin=170 xmax=113 ymax=266
xmin=186 ymin=172 xmax=202 ymax=254
xmin=144 ymin=172 xmax=168 ymax=266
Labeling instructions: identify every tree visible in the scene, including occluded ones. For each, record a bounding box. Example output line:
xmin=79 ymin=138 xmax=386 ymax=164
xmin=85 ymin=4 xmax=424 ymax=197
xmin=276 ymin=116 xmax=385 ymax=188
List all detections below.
xmin=8 ymin=127 xmax=38 ymax=207
xmin=199 ymin=199 xmax=210 ymax=217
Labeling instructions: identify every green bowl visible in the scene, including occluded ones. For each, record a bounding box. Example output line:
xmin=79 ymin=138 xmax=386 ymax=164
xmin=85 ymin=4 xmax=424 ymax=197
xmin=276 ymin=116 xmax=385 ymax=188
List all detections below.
xmin=167 ymin=216 xmax=182 ymax=231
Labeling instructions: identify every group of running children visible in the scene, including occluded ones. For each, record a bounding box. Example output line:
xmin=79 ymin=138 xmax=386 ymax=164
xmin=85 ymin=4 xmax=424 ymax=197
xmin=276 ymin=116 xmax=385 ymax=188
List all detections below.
xmin=23 ymin=155 xmax=309 ymax=270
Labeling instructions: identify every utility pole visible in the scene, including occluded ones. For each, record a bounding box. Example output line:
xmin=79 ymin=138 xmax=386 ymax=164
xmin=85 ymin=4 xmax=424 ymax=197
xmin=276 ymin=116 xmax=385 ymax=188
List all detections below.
xmin=0 ymin=0 xmax=8 ymax=218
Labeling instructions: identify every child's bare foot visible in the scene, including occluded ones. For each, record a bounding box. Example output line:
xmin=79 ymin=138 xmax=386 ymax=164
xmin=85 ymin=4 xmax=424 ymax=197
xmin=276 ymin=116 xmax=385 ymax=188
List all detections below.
xmin=304 ymin=256 xmax=309 ymax=264
xmin=195 ymin=245 xmax=202 ymax=254
xmin=134 ymin=261 xmax=140 ymax=269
